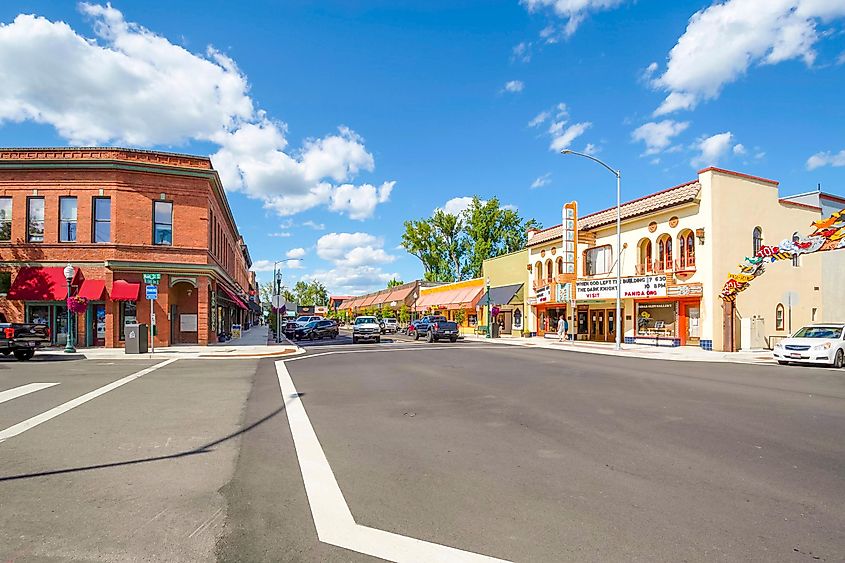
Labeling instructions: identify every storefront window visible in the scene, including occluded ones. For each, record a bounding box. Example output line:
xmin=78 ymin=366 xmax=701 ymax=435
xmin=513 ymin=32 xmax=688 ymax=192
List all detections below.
xmin=119 ymin=301 xmax=137 ymax=340
xmin=584 ymin=245 xmax=612 ymax=276
xmin=636 ymin=302 xmax=677 ymax=337
xmin=513 ymin=308 xmax=522 ymax=330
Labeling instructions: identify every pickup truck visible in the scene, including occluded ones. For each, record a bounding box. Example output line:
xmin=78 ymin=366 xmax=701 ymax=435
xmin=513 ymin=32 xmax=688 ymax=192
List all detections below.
xmin=413 ymin=315 xmax=459 ymax=343
xmin=0 ymin=313 xmax=51 ymax=361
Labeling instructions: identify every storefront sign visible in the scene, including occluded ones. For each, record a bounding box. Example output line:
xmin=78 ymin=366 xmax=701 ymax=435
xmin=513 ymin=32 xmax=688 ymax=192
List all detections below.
xmin=556 ymin=283 xmax=571 ymax=302
xmin=536 ymin=286 xmax=550 ymax=303
xmin=576 ymin=275 xmax=667 ymax=300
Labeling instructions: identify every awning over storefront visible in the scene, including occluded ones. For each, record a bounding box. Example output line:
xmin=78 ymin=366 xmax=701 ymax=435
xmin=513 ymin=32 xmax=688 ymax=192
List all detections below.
xmin=248 ymin=301 xmax=262 ymax=314
xmin=445 ymin=285 xmax=484 ymax=310
xmin=77 ymin=279 xmax=106 ymax=301
xmin=385 ymin=285 xmax=414 ymax=305
xmin=220 ymin=286 xmax=247 ymax=309
xmin=111 ymin=280 xmax=140 ymax=301
xmin=478 ymin=283 xmax=523 ymax=307
xmin=417 ymin=285 xmax=484 ymax=310
xmin=7 ymin=266 xmax=81 ymax=300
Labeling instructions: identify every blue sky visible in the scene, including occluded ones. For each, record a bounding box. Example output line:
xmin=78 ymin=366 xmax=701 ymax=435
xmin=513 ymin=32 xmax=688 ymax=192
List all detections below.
xmin=1 ymin=1 xmax=844 ymax=294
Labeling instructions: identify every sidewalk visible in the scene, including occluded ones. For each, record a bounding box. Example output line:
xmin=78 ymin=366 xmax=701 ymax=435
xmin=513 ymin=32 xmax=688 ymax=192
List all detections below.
xmin=40 ymin=325 xmax=299 ymax=360
xmin=463 ymin=333 xmax=775 ymax=365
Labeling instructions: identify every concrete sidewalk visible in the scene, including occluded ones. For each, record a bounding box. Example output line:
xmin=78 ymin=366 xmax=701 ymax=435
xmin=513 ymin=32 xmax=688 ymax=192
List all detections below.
xmin=462 ymin=333 xmax=775 ymax=365
xmin=39 ymin=325 xmax=299 ymax=360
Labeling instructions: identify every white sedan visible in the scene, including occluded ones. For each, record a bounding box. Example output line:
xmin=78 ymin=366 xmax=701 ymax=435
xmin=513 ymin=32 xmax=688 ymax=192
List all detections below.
xmin=773 ymin=323 xmax=845 ymax=368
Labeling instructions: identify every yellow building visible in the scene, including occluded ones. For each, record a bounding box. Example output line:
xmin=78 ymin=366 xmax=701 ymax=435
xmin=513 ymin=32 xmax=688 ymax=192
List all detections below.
xmin=415 ymin=278 xmax=484 ymax=335
xmin=479 ymin=249 xmax=528 ymax=336
xmin=526 ymin=167 xmax=841 ymax=352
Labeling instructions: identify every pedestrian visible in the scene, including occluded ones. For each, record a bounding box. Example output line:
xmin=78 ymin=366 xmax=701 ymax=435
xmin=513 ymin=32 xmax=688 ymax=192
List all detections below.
xmin=564 ymin=317 xmax=570 ymax=341
xmin=557 ymin=316 xmax=565 ymax=341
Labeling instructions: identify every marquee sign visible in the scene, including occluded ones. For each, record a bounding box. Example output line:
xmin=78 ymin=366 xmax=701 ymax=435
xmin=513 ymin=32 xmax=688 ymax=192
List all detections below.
xmin=576 ymin=275 xmax=667 ymax=300
xmin=720 ymin=207 xmax=845 ymax=301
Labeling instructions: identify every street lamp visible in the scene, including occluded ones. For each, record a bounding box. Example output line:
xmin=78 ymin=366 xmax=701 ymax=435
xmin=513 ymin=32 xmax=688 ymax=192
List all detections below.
xmin=63 ymin=263 xmax=75 ymax=353
xmin=485 ymin=277 xmax=491 ymax=338
xmin=560 ymin=149 xmax=622 ymax=351
xmin=413 ymin=292 xmax=418 ymax=322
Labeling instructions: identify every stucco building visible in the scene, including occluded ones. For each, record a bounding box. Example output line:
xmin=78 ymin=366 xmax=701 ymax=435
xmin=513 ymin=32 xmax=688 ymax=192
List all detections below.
xmin=525 ymin=167 xmax=842 ymax=352
xmin=0 ymin=147 xmax=253 ymax=348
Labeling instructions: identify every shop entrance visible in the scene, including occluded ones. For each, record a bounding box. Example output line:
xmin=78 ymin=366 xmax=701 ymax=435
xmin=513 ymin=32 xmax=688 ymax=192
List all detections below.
xmin=586 ymin=308 xmax=622 ymax=342
xmin=537 ymin=306 xmax=566 ymax=336
xmin=684 ymin=304 xmax=700 ymax=346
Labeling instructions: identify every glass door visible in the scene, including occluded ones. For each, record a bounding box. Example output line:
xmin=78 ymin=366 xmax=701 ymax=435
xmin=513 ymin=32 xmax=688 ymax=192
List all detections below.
xmin=607 ymin=309 xmax=615 ymax=342
xmin=685 ymin=305 xmax=700 ymax=345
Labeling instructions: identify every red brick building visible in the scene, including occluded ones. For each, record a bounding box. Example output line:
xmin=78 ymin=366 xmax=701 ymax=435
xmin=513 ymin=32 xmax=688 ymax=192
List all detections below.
xmin=0 ymin=147 xmax=254 ymax=348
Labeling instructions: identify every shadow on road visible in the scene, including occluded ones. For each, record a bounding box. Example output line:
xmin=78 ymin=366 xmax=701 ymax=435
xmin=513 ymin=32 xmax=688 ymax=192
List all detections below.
xmin=0 ymin=402 xmax=292 ymax=483
xmin=0 ymin=353 xmax=86 ymax=365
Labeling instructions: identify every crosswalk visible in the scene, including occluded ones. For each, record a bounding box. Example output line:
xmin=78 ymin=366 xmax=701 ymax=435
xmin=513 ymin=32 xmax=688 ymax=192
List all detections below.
xmin=0 ymin=382 xmax=59 ymax=405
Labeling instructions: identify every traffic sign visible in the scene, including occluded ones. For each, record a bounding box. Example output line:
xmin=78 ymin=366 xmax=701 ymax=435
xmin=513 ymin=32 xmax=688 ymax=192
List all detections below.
xmin=143 ymin=273 xmax=161 ymax=285
xmin=146 ymin=284 xmax=158 ymax=300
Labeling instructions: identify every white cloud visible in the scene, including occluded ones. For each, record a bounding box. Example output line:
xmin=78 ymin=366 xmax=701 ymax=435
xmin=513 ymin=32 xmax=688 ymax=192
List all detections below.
xmin=503 ymin=80 xmax=525 ymax=93
xmin=631 ymin=119 xmax=690 ymax=155
xmin=300 ymin=266 xmax=399 ymax=295
xmin=267 ymin=231 xmax=292 ymax=238
xmin=690 ymin=132 xmax=734 ymax=168
xmin=0 ymin=5 xmax=394 ymax=219
xmin=316 ymin=232 xmax=396 ymax=268
xmin=250 ymin=260 xmax=277 ymax=273
xmin=511 ymin=42 xmax=532 ymax=63
xmin=250 ymin=258 xmax=303 ymax=272
xmin=733 ymin=143 xmax=746 ymax=155
xmin=806 ymin=149 xmax=845 ymax=170
xmin=549 ymin=121 xmax=591 ymax=151
xmin=521 ymin=0 xmax=627 ymax=40
xmin=286 ymin=247 xmax=306 ymax=259
xmin=528 ymin=110 xmax=551 ymax=127
xmin=327 ymin=181 xmax=394 ymax=220
xmin=439 ymin=197 xmax=476 ymax=216
xmin=582 ymin=143 xmax=599 ymax=155
xmin=302 ymin=220 xmax=325 ymax=230
xmin=285 ymin=259 xmax=304 ymax=269
xmin=531 ymin=172 xmax=552 ymax=189
xmin=651 ymin=0 xmax=845 ymax=115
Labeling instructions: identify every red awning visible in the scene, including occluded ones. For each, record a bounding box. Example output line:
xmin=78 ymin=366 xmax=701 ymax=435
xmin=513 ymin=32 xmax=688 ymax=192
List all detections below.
xmin=111 ymin=280 xmax=140 ymax=301
xmin=7 ymin=267 xmax=81 ymax=301
xmin=77 ymin=279 xmax=106 ymax=301
xmin=220 ymin=286 xmax=247 ymax=309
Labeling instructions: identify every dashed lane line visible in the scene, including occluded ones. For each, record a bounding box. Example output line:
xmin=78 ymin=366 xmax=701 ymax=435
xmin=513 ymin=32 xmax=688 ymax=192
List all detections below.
xmin=0 ymin=383 xmax=60 ymax=405
xmin=0 ymin=359 xmax=178 ymax=444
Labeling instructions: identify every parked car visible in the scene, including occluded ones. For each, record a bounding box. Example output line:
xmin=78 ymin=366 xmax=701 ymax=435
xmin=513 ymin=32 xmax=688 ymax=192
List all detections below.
xmin=773 ymin=323 xmax=845 ymax=368
xmin=352 ymin=316 xmax=381 ymax=344
xmin=294 ymin=319 xmax=339 ymax=341
xmin=0 ymin=312 xmax=51 ymax=361
xmin=283 ymin=320 xmax=299 ymax=339
xmin=295 ymin=315 xmax=323 ymax=326
xmin=413 ymin=315 xmax=459 ymax=343
xmin=381 ymin=318 xmax=399 ymax=334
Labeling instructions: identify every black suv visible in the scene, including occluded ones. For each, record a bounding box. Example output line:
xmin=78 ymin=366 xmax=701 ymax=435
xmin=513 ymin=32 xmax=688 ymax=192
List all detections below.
xmin=294 ymin=319 xmax=339 ymax=341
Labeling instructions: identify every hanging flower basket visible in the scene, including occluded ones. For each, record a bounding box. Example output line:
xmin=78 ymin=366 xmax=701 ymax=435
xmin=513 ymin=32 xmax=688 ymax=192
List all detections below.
xmin=67 ymin=295 xmax=89 ymax=314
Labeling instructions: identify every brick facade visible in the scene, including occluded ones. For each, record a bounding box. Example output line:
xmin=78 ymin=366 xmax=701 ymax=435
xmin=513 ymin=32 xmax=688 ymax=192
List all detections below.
xmin=0 ymin=147 xmax=252 ymax=348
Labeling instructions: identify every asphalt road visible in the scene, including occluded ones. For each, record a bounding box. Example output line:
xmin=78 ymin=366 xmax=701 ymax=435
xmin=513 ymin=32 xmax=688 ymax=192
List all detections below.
xmin=1 ymin=339 xmax=844 ymax=562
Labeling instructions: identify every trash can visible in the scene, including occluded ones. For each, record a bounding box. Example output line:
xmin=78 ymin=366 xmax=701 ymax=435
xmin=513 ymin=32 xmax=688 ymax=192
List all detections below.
xmin=491 ymin=323 xmax=500 ymax=338
xmin=124 ymin=323 xmax=148 ymax=354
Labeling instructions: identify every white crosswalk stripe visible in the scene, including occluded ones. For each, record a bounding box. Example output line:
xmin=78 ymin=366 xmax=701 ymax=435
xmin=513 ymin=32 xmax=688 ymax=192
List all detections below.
xmin=0 ymin=383 xmax=59 ymax=405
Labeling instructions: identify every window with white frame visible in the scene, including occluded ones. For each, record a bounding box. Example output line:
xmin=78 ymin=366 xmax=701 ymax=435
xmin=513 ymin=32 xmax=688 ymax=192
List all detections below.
xmin=584 ymin=245 xmax=612 ymax=276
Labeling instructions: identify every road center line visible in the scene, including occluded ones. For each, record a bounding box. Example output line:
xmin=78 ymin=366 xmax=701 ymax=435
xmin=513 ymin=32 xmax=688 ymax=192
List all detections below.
xmin=0 ymin=359 xmax=178 ymax=444
xmin=276 ymin=360 xmax=509 ymax=562
xmin=0 ymin=383 xmax=60 ymax=405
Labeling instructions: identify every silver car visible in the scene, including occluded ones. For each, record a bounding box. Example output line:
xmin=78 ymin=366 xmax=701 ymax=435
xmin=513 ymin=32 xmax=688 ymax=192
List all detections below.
xmin=352 ymin=316 xmax=381 ymax=344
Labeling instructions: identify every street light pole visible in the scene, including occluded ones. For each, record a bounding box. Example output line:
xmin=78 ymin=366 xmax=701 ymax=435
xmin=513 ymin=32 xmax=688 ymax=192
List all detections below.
xmin=560 ymin=149 xmax=622 ymax=351
xmin=63 ymin=263 xmax=76 ymax=353
xmin=485 ymin=277 xmax=491 ymax=338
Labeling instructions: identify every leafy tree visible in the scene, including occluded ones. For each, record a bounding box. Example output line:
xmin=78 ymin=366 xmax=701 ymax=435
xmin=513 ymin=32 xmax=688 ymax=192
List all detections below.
xmin=401 ymin=196 xmax=540 ymax=281
xmin=454 ymin=308 xmax=466 ymax=326
xmin=398 ymin=303 xmax=410 ymax=324
xmin=293 ymin=280 xmax=329 ymax=306
xmin=387 ymin=277 xmax=404 ymax=288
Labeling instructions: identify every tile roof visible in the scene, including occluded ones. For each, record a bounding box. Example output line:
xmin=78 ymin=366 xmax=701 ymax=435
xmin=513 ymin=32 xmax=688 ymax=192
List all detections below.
xmin=527 ymin=180 xmax=701 ymax=247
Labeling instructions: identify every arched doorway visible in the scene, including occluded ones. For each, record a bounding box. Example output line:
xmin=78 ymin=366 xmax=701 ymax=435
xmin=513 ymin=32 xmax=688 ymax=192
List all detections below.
xmin=169 ymin=279 xmax=199 ymax=345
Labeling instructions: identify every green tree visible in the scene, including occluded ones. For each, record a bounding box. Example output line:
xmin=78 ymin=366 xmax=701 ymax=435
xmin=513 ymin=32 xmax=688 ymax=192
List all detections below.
xmin=387 ymin=277 xmax=404 ymax=288
xmin=401 ymin=196 xmax=540 ymax=281
xmin=293 ymin=280 xmax=329 ymax=306
xmin=398 ymin=303 xmax=410 ymax=324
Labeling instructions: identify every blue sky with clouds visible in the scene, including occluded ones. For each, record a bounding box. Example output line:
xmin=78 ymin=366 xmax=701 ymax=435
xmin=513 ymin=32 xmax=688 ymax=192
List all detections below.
xmin=1 ymin=1 xmax=844 ymax=294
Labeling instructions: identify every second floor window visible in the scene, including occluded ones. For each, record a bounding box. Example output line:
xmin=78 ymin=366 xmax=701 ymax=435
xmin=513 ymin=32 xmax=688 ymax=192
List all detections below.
xmin=0 ymin=197 xmax=10 ymax=241
xmin=59 ymin=197 xmax=77 ymax=242
xmin=154 ymin=201 xmax=173 ymax=245
xmin=753 ymin=227 xmax=763 ymax=256
xmin=27 ymin=197 xmax=44 ymax=243
xmin=584 ymin=245 xmax=612 ymax=276
xmin=93 ymin=197 xmax=111 ymax=243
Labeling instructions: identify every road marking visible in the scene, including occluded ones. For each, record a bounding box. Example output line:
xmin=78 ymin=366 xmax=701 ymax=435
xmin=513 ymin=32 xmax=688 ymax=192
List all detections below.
xmin=0 ymin=359 xmax=178 ymax=444
xmin=0 ymin=383 xmax=59 ymax=405
xmin=276 ymin=360 xmax=509 ymax=562
xmin=286 ymin=345 xmax=504 ymax=363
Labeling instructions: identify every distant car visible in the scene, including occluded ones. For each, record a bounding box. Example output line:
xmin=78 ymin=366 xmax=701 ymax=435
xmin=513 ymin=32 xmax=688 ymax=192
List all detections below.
xmin=283 ymin=320 xmax=299 ymax=338
xmin=381 ymin=318 xmax=399 ymax=334
xmin=295 ymin=315 xmax=323 ymax=326
xmin=414 ymin=315 xmax=459 ymax=343
xmin=352 ymin=316 xmax=381 ymax=344
xmin=295 ymin=319 xmax=338 ymax=341
xmin=773 ymin=323 xmax=845 ymax=368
